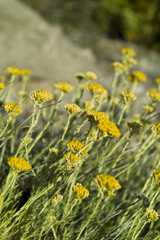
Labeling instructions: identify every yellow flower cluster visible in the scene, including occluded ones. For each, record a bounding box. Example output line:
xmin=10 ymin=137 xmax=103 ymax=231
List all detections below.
xmin=49 ymin=148 xmax=58 ymax=154
xmin=147 ymin=89 xmax=160 ymax=103
xmin=73 ymin=183 xmax=89 ymax=200
xmin=0 ymin=83 xmax=5 ymax=90
xmin=111 ymin=62 xmax=127 ymax=70
xmin=128 ymin=71 xmax=146 ymax=83
xmin=3 ymin=103 xmax=22 ymax=117
xmin=52 ymin=193 xmax=63 ymax=206
xmin=64 ymin=152 xmax=81 ymax=168
xmin=143 ymin=104 xmax=155 ymax=114
xmin=93 ymin=174 xmax=121 ymax=196
xmin=53 ymin=82 xmax=73 ymax=93
xmin=74 ymin=71 xmax=97 ymax=81
xmin=124 ymin=58 xmax=137 ymax=68
xmin=67 ymin=140 xmax=88 ymax=155
xmin=85 ymin=71 xmax=97 ymax=81
xmin=153 ymin=169 xmax=160 ymax=186
xmin=7 ymin=67 xmax=31 ymax=76
xmin=30 ymin=89 xmax=54 ymax=105
xmin=122 ymin=91 xmax=137 ymax=104
xmin=97 ymin=119 xmax=121 ymax=138
xmin=8 ymin=157 xmax=32 ymax=171
xmin=121 ymin=48 xmax=136 ymax=56
xmin=155 ymin=78 xmax=160 ymax=84
xmin=155 ymin=122 xmax=160 ymax=134
xmin=65 ymin=103 xmax=81 ymax=115
xmin=146 ymin=208 xmax=159 ymax=223
xmin=87 ymin=110 xmax=109 ymax=123
xmin=87 ymin=83 xmax=108 ymax=100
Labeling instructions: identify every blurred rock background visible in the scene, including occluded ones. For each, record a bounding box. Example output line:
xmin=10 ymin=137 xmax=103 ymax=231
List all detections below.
xmin=0 ymin=0 xmax=160 ymax=94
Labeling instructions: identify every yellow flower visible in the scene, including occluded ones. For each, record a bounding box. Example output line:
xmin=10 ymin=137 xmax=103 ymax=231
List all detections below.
xmin=153 ymin=169 xmax=160 ymax=186
xmin=93 ymin=174 xmax=121 ymax=196
xmin=73 ymin=183 xmax=89 ymax=200
xmin=155 ymin=122 xmax=160 ymax=133
xmin=30 ymin=89 xmax=54 ymax=105
xmin=74 ymin=72 xmax=85 ymax=81
xmin=3 ymin=103 xmax=22 ymax=117
xmin=65 ymin=103 xmax=81 ymax=115
xmin=111 ymin=61 xmax=127 ymax=70
xmin=53 ymin=82 xmax=73 ymax=93
xmin=86 ymin=110 xmax=109 ymax=123
xmin=121 ymin=48 xmax=136 ymax=56
xmin=6 ymin=67 xmax=22 ymax=76
xmin=52 ymin=194 xmax=63 ymax=206
xmin=122 ymin=91 xmax=137 ymax=104
xmin=155 ymin=78 xmax=160 ymax=84
xmin=147 ymin=89 xmax=160 ymax=103
xmin=143 ymin=104 xmax=155 ymax=114
xmin=67 ymin=140 xmax=88 ymax=155
xmin=87 ymin=83 xmax=108 ymax=101
xmin=8 ymin=157 xmax=32 ymax=171
xmin=85 ymin=71 xmax=97 ymax=81
xmin=20 ymin=69 xmax=32 ymax=76
xmin=0 ymin=83 xmax=5 ymax=90
xmin=124 ymin=58 xmax=137 ymax=68
xmin=97 ymin=119 xmax=121 ymax=138
xmin=64 ymin=152 xmax=81 ymax=168
xmin=146 ymin=208 xmax=159 ymax=223
xmin=128 ymin=71 xmax=146 ymax=83
xmin=49 ymin=148 xmax=58 ymax=154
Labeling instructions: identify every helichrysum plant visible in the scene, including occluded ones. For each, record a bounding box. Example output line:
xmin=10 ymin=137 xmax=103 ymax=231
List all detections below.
xmin=0 ymin=50 xmax=160 ymax=240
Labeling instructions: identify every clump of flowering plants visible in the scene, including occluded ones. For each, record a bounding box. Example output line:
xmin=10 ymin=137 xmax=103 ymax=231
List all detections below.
xmin=0 ymin=50 xmax=160 ymax=240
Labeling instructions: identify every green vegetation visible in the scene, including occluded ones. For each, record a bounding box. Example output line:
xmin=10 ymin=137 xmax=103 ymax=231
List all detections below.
xmin=0 ymin=49 xmax=160 ymax=239
xmin=20 ymin=0 xmax=160 ymax=50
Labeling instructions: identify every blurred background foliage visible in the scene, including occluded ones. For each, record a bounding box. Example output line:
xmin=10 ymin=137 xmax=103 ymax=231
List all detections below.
xmin=19 ymin=0 xmax=160 ymax=50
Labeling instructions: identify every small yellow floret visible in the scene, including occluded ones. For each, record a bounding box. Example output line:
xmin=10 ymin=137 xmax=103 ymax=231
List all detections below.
xmin=8 ymin=157 xmax=32 ymax=171
xmin=97 ymin=119 xmax=121 ymax=138
xmin=128 ymin=71 xmax=146 ymax=83
xmin=30 ymin=89 xmax=54 ymax=104
xmin=121 ymin=48 xmax=136 ymax=56
xmin=6 ymin=67 xmax=22 ymax=76
xmin=0 ymin=83 xmax=5 ymax=90
xmin=88 ymin=83 xmax=108 ymax=101
xmin=85 ymin=71 xmax=97 ymax=81
xmin=73 ymin=183 xmax=89 ymax=200
xmin=64 ymin=152 xmax=81 ymax=168
xmin=53 ymin=82 xmax=73 ymax=93
xmin=3 ymin=103 xmax=22 ymax=117
xmin=143 ymin=104 xmax=155 ymax=114
xmin=122 ymin=91 xmax=137 ymax=104
xmin=93 ymin=174 xmax=121 ymax=196
xmin=65 ymin=103 xmax=81 ymax=115
xmin=111 ymin=62 xmax=127 ymax=70
xmin=147 ymin=89 xmax=160 ymax=103
xmin=67 ymin=140 xmax=88 ymax=155
xmin=146 ymin=208 xmax=159 ymax=223
xmin=153 ymin=169 xmax=160 ymax=186
xmin=87 ymin=110 xmax=109 ymax=123
xmin=74 ymin=72 xmax=85 ymax=80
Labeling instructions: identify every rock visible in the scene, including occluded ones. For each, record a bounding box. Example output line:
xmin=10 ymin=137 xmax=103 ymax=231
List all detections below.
xmin=0 ymin=0 xmax=105 ymax=92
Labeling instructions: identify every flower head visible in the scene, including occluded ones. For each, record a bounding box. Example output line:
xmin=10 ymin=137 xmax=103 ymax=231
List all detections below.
xmin=73 ymin=183 xmax=89 ymax=200
xmin=65 ymin=103 xmax=81 ymax=115
xmin=122 ymin=91 xmax=137 ymax=104
xmin=146 ymin=208 xmax=159 ymax=223
xmin=67 ymin=140 xmax=88 ymax=155
xmin=153 ymin=169 xmax=160 ymax=186
xmin=64 ymin=152 xmax=81 ymax=169
xmin=20 ymin=69 xmax=32 ymax=76
xmin=53 ymin=82 xmax=73 ymax=93
xmin=128 ymin=71 xmax=146 ymax=83
xmin=143 ymin=104 xmax=155 ymax=114
xmin=0 ymin=83 xmax=5 ymax=90
xmin=74 ymin=72 xmax=85 ymax=81
xmin=155 ymin=122 xmax=160 ymax=134
xmin=147 ymin=89 xmax=160 ymax=103
xmin=87 ymin=83 xmax=108 ymax=101
xmin=85 ymin=71 xmax=97 ymax=81
xmin=86 ymin=110 xmax=109 ymax=123
xmin=155 ymin=78 xmax=160 ymax=84
xmin=30 ymin=89 xmax=54 ymax=105
xmin=111 ymin=62 xmax=127 ymax=74
xmin=121 ymin=48 xmax=136 ymax=56
xmin=8 ymin=157 xmax=32 ymax=172
xmin=97 ymin=119 xmax=121 ymax=138
xmin=93 ymin=174 xmax=121 ymax=196
xmin=6 ymin=67 xmax=22 ymax=76
xmin=3 ymin=103 xmax=22 ymax=117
